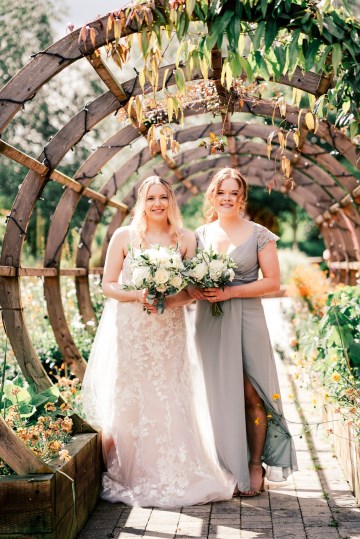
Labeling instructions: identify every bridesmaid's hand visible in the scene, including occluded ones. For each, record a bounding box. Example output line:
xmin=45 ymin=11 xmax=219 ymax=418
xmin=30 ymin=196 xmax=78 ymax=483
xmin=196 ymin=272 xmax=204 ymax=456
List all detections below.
xmin=136 ymin=289 xmax=158 ymax=314
xmin=203 ymin=287 xmax=232 ymax=302
xmin=187 ymin=285 xmax=206 ymax=301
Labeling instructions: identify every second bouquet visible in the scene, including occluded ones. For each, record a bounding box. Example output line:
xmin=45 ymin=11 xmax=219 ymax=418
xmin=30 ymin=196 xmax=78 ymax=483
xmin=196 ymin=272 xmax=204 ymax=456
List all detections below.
xmin=126 ymin=245 xmax=186 ymax=314
xmin=184 ymin=247 xmax=237 ymax=316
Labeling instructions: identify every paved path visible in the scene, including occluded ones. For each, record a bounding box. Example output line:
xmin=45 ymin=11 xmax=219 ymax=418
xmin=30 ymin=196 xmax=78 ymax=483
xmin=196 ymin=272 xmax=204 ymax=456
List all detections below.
xmin=79 ymin=299 xmax=360 ymax=539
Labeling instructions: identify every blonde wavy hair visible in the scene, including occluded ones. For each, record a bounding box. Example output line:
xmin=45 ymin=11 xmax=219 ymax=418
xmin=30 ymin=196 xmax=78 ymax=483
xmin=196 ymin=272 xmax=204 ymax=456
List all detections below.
xmin=204 ymin=167 xmax=248 ymax=223
xmin=131 ymin=176 xmax=183 ymax=245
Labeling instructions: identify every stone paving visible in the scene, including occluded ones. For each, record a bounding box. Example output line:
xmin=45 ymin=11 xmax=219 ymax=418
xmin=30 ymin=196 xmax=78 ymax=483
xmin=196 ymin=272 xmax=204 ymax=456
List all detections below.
xmin=79 ymin=299 xmax=360 ymax=539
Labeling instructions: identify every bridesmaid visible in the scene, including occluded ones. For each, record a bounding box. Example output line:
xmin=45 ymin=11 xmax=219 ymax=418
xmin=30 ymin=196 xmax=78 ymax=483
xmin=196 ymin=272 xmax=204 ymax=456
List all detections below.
xmin=190 ymin=167 xmax=297 ymax=496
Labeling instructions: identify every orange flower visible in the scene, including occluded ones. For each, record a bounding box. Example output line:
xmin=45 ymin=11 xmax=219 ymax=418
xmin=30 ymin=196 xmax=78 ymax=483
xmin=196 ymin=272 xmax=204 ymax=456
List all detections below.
xmin=332 ymin=372 xmax=341 ymax=382
xmin=48 ymin=440 xmax=61 ymax=452
xmin=254 ymin=417 xmax=261 ymax=425
xmin=61 ymin=417 xmax=73 ymax=433
xmin=272 ymin=393 xmax=280 ymax=401
xmin=45 ymin=402 xmax=56 ymax=412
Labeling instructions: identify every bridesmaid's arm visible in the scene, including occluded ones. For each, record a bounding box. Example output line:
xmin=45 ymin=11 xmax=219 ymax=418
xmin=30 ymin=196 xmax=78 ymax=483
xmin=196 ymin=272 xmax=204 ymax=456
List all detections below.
xmin=204 ymin=241 xmax=280 ymax=302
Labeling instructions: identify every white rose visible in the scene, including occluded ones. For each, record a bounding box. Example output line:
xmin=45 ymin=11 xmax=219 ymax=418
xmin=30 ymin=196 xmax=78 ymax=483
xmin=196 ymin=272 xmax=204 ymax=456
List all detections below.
xmin=154 ymin=267 xmax=170 ymax=285
xmin=227 ymin=268 xmax=235 ymax=281
xmin=156 ymin=284 xmax=167 ymax=293
xmin=169 ymin=274 xmax=183 ymax=289
xmin=191 ymin=262 xmax=208 ymax=281
xmin=132 ymin=266 xmax=151 ymax=287
xmin=171 ymin=253 xmax=183 ymax=269
xmin=209 ymin=259 xmax=226 ymax=281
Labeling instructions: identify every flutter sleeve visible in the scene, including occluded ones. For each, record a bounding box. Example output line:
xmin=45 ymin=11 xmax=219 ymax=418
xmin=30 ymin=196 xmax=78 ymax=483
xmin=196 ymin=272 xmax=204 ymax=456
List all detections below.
xmin=254 ymin=223 xmax=280 ymax=252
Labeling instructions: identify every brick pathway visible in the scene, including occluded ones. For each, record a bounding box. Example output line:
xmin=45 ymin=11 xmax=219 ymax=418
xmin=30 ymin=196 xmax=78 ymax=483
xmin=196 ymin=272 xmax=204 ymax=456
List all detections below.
xmin=79 ymin=299 xmax=360 ymax=539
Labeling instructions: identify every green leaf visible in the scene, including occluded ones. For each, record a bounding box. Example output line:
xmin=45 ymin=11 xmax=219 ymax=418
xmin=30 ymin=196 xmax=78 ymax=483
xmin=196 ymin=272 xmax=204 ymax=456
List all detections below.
xmin=239 ymin=56 xmax=253 ymax=82
xmin=141 ymin=27 xmax=149 ymax=57
xmin=206 ymin=10 xmax=233 ymax=50
xmin=324 ymin=16 xmax=345 ymax=40
xmin=304 ymin=38 xmax=322 ymax=71
xmin=18 ymin=403 xmax=37 ymax=419
xmin=3 ymin=382 xmax=31 ymax=405
xmin=349 ymin=342 xmax=360 ymax=367
xmin=274 ymin=44 xmax=286 ymax=75
xmin=261 ymin=0 xmax=268 ymax=17
xmin=253 ymin=21 xmax=265 ymax=51
xmin=332 ymin=43 xmax=342 ymax=76
xmin=175 ymin=67 xmax=186 ymax=92
xmin=265 ymin=19 xmax=278 ymax=51
xmin=254 ymin=50 xmax=270 ymax=79
xmin=229 ymin=52 xmax=243 ymax=78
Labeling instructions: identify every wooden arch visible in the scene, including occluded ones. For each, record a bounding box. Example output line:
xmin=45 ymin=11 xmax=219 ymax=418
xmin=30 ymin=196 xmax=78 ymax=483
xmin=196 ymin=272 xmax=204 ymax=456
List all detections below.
xmin=0 ymin=5 xmax=359 ymax=478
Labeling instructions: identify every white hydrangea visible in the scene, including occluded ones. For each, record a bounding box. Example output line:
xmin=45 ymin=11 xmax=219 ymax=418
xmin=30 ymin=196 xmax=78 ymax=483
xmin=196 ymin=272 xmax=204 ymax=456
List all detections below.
xmin=209 ymin=259 xmax=226 ymax=281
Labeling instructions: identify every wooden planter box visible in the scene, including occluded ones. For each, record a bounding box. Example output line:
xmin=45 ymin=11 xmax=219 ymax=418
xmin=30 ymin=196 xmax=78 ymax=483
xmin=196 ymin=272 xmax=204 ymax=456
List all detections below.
xmin=324 ymin=403 xmax=360 ymax=504
xmin=0 ymin=432 xmax=102 ymax=538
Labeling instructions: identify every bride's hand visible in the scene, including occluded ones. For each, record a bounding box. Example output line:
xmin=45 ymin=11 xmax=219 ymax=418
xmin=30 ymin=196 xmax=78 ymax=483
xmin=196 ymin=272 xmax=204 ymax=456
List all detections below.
xmin=203 ymin=287 xmax=232 ymax=302
xmin=136 ymin=289 xmax=158 ymax=314
xmin=187 ymin=285 xmax=206 ymax=301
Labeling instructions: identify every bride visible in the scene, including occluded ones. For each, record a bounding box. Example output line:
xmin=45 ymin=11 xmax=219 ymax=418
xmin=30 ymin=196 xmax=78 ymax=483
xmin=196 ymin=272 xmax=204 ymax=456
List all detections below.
xmin=81 ymin=175 xmax=235 ymax=507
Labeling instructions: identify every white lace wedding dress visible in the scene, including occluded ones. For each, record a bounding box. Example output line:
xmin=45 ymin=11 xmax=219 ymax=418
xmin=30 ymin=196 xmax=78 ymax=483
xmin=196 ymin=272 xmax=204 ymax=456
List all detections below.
xmin=81 ymin=245 xmax=235 ymax=507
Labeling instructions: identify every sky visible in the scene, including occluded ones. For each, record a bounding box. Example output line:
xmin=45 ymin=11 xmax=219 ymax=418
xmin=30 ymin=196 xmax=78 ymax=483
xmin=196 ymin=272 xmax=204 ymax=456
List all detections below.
xmin=54 ymin=0 xmax=130 ymax=38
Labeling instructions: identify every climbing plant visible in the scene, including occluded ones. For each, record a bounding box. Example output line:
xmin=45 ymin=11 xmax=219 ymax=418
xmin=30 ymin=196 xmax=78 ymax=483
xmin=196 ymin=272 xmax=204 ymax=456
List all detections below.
xmin=82 ymin=0 xmax=360 ymax=140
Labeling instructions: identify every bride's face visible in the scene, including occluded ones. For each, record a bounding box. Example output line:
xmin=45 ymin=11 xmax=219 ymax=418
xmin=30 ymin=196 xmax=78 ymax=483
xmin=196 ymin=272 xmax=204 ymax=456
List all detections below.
xmin=144 ymin=183 xmax=169 ymax=221
xmin=214 ymin=178 xmax=243 ymax=217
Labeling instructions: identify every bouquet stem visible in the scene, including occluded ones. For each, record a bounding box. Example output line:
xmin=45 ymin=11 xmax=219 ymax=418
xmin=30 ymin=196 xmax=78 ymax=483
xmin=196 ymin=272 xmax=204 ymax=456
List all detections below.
xmin=211 ymin=302 xmax=223 ymax=317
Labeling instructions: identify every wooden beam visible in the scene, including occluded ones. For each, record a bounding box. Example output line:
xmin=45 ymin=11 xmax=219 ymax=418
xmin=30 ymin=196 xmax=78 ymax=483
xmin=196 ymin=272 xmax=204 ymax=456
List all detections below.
xmin=0 ymin=267 xmax=104 ymax=277
xmin=0 ymin=416 xmax=53 ymax=475
xmin=88 ymin=52 xmax=128 ymax=102
xmin=0 ymin=140 xmax=127 ymax=211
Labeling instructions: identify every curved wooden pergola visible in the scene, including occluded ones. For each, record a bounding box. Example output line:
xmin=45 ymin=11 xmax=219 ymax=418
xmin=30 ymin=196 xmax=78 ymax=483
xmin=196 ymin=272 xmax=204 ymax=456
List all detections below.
xmin=0 ymin=6 xmax=359 ymax=489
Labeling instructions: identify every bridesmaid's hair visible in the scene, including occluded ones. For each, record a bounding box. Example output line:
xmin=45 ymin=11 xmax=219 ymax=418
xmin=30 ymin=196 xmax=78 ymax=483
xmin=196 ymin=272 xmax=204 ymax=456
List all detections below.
xmin=204 ymin=167 xmax=248 ymax=222
xmin=131 ymin=176 xmax=183 ymax=245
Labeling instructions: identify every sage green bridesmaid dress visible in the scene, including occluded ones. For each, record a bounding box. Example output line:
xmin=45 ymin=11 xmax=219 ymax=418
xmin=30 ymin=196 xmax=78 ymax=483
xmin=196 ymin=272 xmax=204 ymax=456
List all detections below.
xmin=194 ymin=222 xmax=297 ymax=492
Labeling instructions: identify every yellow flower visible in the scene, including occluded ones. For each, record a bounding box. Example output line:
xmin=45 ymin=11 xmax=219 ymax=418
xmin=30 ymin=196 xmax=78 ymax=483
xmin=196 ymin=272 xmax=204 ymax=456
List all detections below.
xmin=254 ymin=417 xmax=261 ymax=425
xmin=272 ymin=393 xmax=280 ymax=401
xmin=312 ymin=399 xmax=317 ymax=407
xmin=330 ymin=354 xmax=338 ymax=364
xmin=266 ymin=413 xmax=273 ymax=419
xmin=288 ymin=393 xmax=295 ymax=400
xmin=332 ymin=372 xmax=341 ymax=382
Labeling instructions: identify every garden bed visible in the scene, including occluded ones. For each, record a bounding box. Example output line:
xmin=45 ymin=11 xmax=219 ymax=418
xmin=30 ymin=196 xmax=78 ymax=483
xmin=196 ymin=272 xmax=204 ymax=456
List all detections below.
xmin=0 ymin=432 xmax=102 ymax=539
xmin=323 ymin=402 xmax=360 ymax=504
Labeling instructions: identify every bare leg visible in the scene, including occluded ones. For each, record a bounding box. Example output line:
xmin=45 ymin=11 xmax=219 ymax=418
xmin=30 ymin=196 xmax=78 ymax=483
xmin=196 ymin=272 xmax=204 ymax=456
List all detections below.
xmin=240 ymin=374 xmax=267 ymax=495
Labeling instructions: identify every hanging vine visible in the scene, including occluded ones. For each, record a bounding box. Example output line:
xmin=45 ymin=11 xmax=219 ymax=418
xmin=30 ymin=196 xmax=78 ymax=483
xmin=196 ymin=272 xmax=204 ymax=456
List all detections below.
xmin=79 ymin=0 xmax=360 ymax=185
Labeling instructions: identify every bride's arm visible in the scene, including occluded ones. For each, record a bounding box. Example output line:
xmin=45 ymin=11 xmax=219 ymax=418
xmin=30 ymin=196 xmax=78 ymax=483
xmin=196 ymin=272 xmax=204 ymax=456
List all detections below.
xmin=102 ymin=228 xmax=154 ymax=309
xmin=203 ymin=242 xmax=280 ymax=302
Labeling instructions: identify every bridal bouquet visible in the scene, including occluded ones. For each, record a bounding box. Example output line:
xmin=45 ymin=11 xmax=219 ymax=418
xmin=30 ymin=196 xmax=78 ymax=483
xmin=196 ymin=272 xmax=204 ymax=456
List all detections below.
xmin=127 ymin=245 xmax=186 ymax=314
xmin=184 ymin=247 xmax=237 ymax=316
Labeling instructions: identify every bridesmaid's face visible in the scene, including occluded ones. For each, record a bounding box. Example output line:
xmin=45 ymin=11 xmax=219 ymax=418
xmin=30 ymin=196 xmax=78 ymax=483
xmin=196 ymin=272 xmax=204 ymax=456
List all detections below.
xmin=215 ymin=178 xmax=243 ymax=216
xmin=144 ymin=183 xmax=169 ymax=221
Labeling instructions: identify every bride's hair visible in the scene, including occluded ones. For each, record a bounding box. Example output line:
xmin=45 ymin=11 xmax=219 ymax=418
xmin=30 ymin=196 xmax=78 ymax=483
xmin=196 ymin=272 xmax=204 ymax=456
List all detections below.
xmin=204 ymin=167 xmax=248 ymax=223
xmin=131 ymin=176 xmax=183 ymax=245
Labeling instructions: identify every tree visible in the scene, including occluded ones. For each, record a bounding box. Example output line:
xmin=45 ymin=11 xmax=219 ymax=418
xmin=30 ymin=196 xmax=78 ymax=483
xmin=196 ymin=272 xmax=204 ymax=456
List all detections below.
xmin=0 ymin=0 xmax=104 ymax=257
